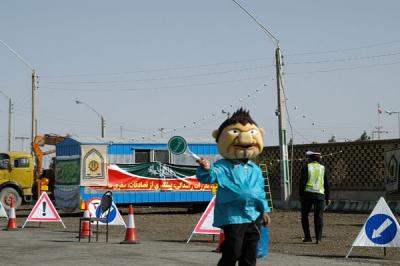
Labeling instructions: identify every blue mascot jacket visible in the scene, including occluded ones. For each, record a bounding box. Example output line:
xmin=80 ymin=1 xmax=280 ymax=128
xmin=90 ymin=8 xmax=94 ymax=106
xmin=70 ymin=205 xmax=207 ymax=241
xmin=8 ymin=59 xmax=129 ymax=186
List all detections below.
xmin=196 ymin=159 xmax=270 ymax=227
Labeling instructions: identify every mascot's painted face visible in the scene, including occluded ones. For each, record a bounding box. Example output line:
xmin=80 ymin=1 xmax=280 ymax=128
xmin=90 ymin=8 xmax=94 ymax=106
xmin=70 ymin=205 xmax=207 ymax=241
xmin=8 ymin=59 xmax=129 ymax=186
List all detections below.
xmin=212 ymin=109 xmax=265 ymax=160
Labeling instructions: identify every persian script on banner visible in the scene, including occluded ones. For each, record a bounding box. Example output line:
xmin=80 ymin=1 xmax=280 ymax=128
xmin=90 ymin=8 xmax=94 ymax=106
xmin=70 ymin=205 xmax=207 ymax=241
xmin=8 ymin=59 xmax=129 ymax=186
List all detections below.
xmin=81 ymin=144 xmax=108 ymax=186
xmin=105 ymin=164 xmax=213 ymax=191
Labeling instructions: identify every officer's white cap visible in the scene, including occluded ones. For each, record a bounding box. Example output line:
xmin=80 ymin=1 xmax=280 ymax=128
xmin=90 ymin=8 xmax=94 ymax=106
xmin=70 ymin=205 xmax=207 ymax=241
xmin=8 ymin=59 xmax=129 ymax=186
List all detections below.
xmin=306 ymin=151 xmax=321 ymax=156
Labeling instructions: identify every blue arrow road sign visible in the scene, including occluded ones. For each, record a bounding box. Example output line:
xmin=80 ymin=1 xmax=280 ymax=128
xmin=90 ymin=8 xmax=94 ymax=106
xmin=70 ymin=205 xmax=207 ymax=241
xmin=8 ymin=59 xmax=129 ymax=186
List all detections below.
xmin=365 ymin=214 xmax=397 ymax=245
xmin=96 ymin=204 xmax=117 ymax=223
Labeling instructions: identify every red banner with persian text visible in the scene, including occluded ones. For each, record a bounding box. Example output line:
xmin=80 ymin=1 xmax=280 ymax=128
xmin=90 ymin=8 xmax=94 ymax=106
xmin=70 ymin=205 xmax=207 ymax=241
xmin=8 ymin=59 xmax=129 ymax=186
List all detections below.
xmin=103 ymin=164 xmax=213 ymax=191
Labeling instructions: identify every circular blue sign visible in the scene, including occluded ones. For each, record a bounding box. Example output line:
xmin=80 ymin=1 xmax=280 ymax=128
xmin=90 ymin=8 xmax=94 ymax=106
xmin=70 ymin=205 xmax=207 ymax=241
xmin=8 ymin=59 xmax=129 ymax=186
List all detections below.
xmin=365 ymin=214 xmax=397 ymax=245
xmin=96 ymin=204 xmax=117 ymax=223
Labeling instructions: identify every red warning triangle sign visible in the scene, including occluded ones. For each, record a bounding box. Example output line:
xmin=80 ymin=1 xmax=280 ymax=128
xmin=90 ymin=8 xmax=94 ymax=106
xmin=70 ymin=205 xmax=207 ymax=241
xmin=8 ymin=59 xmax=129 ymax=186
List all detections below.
xmin=22 ymin=192 xmax=66 ymax=228
xmin=187 ymin=196 xmax=221 ymax=243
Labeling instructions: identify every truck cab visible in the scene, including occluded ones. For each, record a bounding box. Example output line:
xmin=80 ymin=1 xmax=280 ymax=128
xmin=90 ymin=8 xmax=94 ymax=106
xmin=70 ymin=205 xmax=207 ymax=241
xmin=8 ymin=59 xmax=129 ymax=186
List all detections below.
xmin=0 ymin=152 xmax=34 ymax=210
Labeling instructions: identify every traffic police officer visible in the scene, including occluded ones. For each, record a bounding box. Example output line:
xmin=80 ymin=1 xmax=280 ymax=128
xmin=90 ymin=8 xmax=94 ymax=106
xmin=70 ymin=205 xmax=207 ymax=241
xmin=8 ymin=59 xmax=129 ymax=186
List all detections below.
xmin=299 ymin=151 xmax=331 ymax=244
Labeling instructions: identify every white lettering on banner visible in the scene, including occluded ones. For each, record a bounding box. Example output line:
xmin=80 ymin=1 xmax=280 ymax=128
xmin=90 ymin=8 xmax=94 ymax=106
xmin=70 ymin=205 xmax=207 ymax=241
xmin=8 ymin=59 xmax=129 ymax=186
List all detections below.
xmin=149 ymin=163 xmax=178 ymax=179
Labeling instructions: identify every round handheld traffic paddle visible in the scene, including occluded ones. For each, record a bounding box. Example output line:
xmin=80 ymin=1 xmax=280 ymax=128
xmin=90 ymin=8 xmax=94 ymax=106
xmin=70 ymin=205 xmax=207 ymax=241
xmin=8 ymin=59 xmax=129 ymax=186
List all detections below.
xmin=168 ymin=136 xmax=200 ymax=160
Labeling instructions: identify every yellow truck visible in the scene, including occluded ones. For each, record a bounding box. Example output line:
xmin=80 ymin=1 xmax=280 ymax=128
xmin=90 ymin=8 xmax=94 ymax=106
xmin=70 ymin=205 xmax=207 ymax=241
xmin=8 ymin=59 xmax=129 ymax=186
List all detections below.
xmin=0 ymin=134 xmax=65 ymax=210
xmin=0 ymin=151 xmax=35 ymax=210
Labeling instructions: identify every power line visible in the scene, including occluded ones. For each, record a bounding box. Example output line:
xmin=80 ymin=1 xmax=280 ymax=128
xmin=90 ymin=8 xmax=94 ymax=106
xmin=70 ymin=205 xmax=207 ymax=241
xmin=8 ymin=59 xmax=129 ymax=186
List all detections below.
xmin=41 ymin=65 xmax=274 ymax=85
xmin=287 ymin=59 xmax=400 ymax=75
xmin=39 ymin=74 xmax=273 ymax=92
xmin=37 ymin=38 xmax=400 ymax=79
xmin=38 ymin=50 xmax=400 ymax=91
xmin=40 ymin=57 xmax=275 ymax=79
xmin=286 ymin=39 xmax=400 ymax=57
xmin=287 ymin=51 xmax=400 ymax=65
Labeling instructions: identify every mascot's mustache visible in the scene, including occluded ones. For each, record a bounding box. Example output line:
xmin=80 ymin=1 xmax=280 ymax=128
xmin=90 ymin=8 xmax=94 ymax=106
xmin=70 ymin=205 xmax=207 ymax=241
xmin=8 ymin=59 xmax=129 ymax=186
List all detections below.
xmin=235 ymin=148 xmax=257 ymax=159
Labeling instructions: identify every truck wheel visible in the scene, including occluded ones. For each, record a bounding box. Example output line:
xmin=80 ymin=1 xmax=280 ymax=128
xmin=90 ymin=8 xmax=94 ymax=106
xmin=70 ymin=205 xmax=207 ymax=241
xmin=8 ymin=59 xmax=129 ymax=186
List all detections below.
xmin=0 ymin=187 xmax=22 ymax=210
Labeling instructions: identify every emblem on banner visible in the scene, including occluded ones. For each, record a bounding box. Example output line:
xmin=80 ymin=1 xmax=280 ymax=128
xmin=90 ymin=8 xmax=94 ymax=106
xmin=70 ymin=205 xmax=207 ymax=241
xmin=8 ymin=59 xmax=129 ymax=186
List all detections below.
xmin=83 ymin=149 xmax=104 ymax=178
xmin=88 ymin=160 xmax=100 ymax=172
xmin=80 ymin=145 xmax=108 ymax=186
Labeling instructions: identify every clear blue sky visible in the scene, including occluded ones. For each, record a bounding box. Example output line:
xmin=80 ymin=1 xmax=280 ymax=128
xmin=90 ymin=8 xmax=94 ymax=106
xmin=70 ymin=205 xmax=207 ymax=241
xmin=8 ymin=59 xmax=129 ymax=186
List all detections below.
xmin=1 ymin=0 xmax=400 ymax=151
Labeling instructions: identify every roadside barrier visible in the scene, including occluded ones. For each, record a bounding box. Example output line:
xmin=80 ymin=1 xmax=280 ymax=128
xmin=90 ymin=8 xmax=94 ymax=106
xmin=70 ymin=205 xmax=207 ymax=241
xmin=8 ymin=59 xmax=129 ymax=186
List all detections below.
xmin=120 ymin=204 xmax=139 ymax=244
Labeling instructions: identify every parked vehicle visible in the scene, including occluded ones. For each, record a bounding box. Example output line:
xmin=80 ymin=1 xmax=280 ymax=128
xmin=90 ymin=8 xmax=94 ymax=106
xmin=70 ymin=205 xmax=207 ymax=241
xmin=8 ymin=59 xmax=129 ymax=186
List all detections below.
xmin=0 ymin=134 xmax=65 ymax=210
xmin=0 ymin=151 xmax=34 ymax=210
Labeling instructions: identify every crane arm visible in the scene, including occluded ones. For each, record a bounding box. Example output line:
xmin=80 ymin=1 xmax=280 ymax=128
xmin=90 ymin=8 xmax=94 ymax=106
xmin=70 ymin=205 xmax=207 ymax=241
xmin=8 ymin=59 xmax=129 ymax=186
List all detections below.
xmin=32 ymin=134 xmax=65 ymax=177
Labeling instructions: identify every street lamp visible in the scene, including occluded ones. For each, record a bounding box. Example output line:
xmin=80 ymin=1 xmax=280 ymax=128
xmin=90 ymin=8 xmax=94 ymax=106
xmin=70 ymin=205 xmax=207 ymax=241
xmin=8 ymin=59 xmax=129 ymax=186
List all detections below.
xmin=0 ymin=40 xmax=37 ymax=154
xmin=75 ymin=100 xmax=105 ymax=138
xmin=0 ymin=90 xmax=13 ymax=151
xmin=385 ymin=110 xmax=400 ymax=138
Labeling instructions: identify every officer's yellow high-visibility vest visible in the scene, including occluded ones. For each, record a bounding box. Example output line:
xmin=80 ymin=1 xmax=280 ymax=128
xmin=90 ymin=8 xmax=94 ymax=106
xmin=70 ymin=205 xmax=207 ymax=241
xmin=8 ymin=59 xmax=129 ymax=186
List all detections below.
xmin=305 ymin=162 xmax=325 ymax=194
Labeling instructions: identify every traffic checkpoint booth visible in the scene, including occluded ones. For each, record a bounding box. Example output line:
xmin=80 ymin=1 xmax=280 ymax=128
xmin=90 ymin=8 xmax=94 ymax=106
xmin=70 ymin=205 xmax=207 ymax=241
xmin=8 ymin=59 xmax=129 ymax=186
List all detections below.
xmin=53 ymin=137 xmax=220 ymax=211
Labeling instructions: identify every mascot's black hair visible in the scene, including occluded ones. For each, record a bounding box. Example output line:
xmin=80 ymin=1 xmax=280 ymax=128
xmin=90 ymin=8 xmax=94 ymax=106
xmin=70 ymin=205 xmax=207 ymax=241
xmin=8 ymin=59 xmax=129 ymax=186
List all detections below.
xmin=215 ymin=108 xmax=258 ymax=142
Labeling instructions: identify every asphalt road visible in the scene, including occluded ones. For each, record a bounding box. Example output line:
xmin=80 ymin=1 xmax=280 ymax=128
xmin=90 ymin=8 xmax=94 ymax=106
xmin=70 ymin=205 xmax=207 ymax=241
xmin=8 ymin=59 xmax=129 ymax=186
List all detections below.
xmin=0 ymin=226 xmax=395 ymax=266
xmin=1 ymin=205 xmax=400 ymax=266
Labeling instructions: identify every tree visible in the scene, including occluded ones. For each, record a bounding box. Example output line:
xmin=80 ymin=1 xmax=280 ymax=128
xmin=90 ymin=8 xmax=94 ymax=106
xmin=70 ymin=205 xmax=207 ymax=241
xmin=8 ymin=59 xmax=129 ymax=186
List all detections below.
xmin=328 ymin=135 xmax=336 ymax=143
xmin=357 ymin=130 xmax=371 ymax=141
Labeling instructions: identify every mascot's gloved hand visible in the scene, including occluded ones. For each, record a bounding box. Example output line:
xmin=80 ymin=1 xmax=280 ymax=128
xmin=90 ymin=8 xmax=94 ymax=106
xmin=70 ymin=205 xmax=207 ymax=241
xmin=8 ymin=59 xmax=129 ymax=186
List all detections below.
xmin=262 ymin=213 xmax=271 ymax=226
xmin=197 ymin=157 xmax=211 ymax=170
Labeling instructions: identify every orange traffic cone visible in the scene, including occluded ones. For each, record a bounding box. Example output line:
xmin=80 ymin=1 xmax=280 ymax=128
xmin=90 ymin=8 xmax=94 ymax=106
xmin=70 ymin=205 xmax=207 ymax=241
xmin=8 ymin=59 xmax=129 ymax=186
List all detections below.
xmin=5 ymin=199 xmax=18 ymax=231
xmin=120 ymin=204 xmax=139 ymax=244
xmin=214 ymin=230 xmax=225 ymax=253
xmin=79 ymin=202 xmax=93 ymax=238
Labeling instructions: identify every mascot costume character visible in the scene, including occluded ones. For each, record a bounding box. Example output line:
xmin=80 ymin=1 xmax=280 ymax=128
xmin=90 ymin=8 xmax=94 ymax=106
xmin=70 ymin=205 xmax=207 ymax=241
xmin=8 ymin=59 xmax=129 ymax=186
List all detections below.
xmin=197 ymin=108 xmax=270 ymax=266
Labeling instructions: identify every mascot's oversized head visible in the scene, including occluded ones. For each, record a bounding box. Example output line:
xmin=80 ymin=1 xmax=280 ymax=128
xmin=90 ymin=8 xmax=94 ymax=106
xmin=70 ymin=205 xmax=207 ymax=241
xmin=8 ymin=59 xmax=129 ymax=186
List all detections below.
xmin=212 ymin=108 xmax=265 ymax=160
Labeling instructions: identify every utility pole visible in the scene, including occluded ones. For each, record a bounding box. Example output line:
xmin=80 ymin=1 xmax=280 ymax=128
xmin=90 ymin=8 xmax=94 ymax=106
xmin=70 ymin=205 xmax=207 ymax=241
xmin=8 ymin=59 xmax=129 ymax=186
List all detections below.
xmin=0 ymin=90 xmax=13 ymax=151
xmin=101 ymin=116 xmax=105 ymax=138
xmin=275 ymin=47 xmax=290 ymax=207
xmin=231 ymin=0 xmax=291 ymax=208
xmin=373 ymin=103 xmax=387 ymax=140
xmin=31 ymin=69 xmax=38 ymax=146
xmin=7 ymin=97 xmax=12 ymax=151
xmin=159 ymin=128 xmax=165 ymax=138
